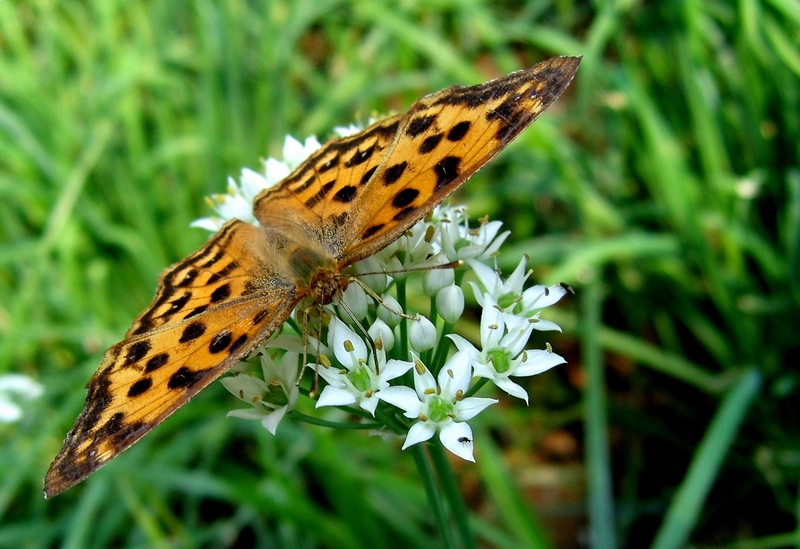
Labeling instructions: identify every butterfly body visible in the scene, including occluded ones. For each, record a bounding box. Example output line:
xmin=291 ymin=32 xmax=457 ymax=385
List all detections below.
xmin=45 ymin=56 xmax=580 ymax=498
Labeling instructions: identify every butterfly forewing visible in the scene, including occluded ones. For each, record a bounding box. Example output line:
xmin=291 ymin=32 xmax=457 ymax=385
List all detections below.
xmin=44 ymin=221 xmax=300 ymax=497
xmin=46 ymin=56 xmax=580 ymax=498
xmin=343 ymin=56 xmax=581 ymax=263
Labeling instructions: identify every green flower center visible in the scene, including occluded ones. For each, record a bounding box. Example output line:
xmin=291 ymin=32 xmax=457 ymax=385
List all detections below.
xmin=262 ymin=384 xmax=288 ymax=406
xmin=487 ymin=348 xmax=512 ymax=373
xmin=427 ymin=395 xmax=455 ymax=423
xmin=498 ymin=291 xmax=518 ymax=310
xmin=347 ymin=367 xmax=372 ymax=393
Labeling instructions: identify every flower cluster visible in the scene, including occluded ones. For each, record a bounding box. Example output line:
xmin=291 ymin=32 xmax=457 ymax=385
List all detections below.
xmin=0 ymin=374 xmax=43 ymax=423
xmin=197 ymin=134 xmax=568 ymax=461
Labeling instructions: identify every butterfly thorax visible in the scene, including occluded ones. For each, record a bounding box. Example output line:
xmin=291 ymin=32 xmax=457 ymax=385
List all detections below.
xmin=289 ymin=245 xmax=347 ymax=305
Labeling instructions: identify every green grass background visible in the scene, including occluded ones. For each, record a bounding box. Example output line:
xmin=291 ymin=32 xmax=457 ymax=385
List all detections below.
xmin=1 ymin=1 xmax=798 ymax=548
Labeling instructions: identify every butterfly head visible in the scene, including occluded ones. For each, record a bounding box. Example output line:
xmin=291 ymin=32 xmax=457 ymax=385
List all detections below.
xmin=288 ymin=245 xmax=347 ymax=305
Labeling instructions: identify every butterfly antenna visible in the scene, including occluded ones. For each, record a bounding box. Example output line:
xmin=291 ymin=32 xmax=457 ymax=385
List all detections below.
xmin=336 ymin=296 xmax=381 ymax=375
xmin=353 ymin=259 xmax=464 ymax=277
xmin=350 ymin=277 xmax=420 ymax=322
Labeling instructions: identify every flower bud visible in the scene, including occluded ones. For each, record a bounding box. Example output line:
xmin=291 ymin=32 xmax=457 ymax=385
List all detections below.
xmin=368 ymin=319 xmax=395 ymax=352
xmin=423 ymin=267 xmax=455 ymax=296
xmin=377 ymin=295 xmax=404 ymax=327
xmin=340 ymin=283 xmax=368 ymax=322
xmin=436 ymin=285 xmax=464 ymax=324
xmin=409 ymin=316 xmax=437 ymax=352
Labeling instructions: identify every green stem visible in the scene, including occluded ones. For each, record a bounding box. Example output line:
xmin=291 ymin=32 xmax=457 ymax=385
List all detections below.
xmin=397 ymin=278 xmax=409 ymax=360
xmin=652 ymin=368 xmax=762 ymax=549
xmin=582 ymin=280 xmax=617 ymax=548
xmin=429 ymin=439 xmax=476 ymax=549
xmin=292 ymin=411 xmax=381 ymax=429
xmin=411 ymin=444 xmax=455 ymax=549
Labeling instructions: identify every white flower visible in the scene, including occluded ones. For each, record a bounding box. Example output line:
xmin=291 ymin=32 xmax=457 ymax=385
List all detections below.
xmin=436 ymin=206 xmax=510 ymax=262
xmin=280 ymin=135 xmax=322 ymax=169
xmin=190 ymin=170 xmax=267 ymax=231
xmin=221 ymin=352 xmax=300 ymax=434
xmin=313 ymin=318 xmax=413 ymax=415
xmin=192 ymin=135 xmax=321 ymax=231
xmin=378 ymin=351 xmax=497 ymax=461
xmin=373 ymin=216 xmax=445 ymax=278
xmin=333 ymin=123 xmax=365 ymax=138
xmin=449 ymin=297 xmax=566 ymax=404
xmin=0 ymin=374 xmax=43 ymax=423
xmin=468 ymin=257 xmax=566 ymax=331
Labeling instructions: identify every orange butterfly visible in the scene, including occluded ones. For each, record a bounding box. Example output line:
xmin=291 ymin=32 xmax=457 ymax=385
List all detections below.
xmin=44 ymin=56 xmax=580 ymax=497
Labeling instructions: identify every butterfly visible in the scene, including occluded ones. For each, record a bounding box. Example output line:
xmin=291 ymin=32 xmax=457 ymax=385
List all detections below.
xmin=44 ymin=56 xmax=580 ymax=498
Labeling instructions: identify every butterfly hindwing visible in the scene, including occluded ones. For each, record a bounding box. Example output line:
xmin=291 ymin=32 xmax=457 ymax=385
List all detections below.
xmin=44 ymin=220 xmax=300 ymax=497
xmin=252 ymin=114 xmax=405 ymax=240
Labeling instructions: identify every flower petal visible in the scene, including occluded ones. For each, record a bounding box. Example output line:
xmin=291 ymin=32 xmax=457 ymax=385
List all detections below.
xmin=492 ymin=377 xmax=530 ymax=403
xmin=455 ymin=396 xmax=498 ymax=421
xmin=226 ymin=408 xmax=266 ymax=421
xmin=437 ymin=350 xmax=472 ymax=397
xmin=316 ymin=386 xmax=357 ymax=408
xmin=440 ymin=422 xmax=475 ymax=461
xmin=402 ymin=421 xmax=436 ymax=449
xmin=514 ymin=350 xmax=567 ymax=377
xmin=377 ymin=386 xmax=421 ymax=416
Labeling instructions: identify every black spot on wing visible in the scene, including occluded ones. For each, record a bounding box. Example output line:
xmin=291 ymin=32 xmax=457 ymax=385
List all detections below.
xmin=392 ymin=188 xmax=419 ymax=209
xmin=125 ymin=341 xmax=151 ymax=365
xmin=304 ymin=181 xmax=335 ymax=209
xmin=447 ymin=121 xmax=471 ymax=141
xmin=253 ymin=309 xmax=271 ymax=324
xmin=127 ymin=377 xmax=153 ymax=398
xmin=296 ymin=176 xmax=316 ymax=193
xmin=177 ymin=269 xmax=198 ymax=288
xmin=393 ymin=207 xmax=415 ymax=222
xmin=419 ymin=133 xmax=443 ymax=154
xmin=319 ymin=155 xmax=340 ymax=173
xmin=362 ymin=224 xmax=383 ymax=239
xmin=179 ymin=321 xmax=206 ymax=343
xmin=406 ymin=115 xmax=436 ymax=137
xmin=209 ymin=331 xmax=233 ymax=354
xmin=333 ymin=185 xmax=357 ymax=203
xmin=229 ymin=334 xmax=248 ymax=354
xmin=360 ymin=166 xmax=378 ymax=185
xmin=145 ymin=353 xmax=169 ymax=373
xmin=183 ymin=305 xmax=208 ymax=320
xmin=169 ymin=293 xmax=191 ymax=314
xmin=210 ymin=284 xmax=231 ymax=303
xmin=200 ymin=251 xmax=225 ymax=269
xmin=383 ymin=162 xmax=408 ymax=186
xmin=345 ymin=144 xmax=375 ymax=167
xmin=433 ymin=156 xmax=461 ymax=191
xmin=168 ymin=367 xmax=205 ymax=389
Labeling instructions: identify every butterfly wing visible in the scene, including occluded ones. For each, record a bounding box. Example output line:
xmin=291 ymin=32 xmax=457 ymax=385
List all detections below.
xmin=342 ymin=56 xmax=581 ymax=264
xmin=44 ymin=220 xmax=300 ymax=498
xmin=252 ymin=57 xmax=580 ymax=264
xmin=252 ymin=114 xmax=404 ymax=252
